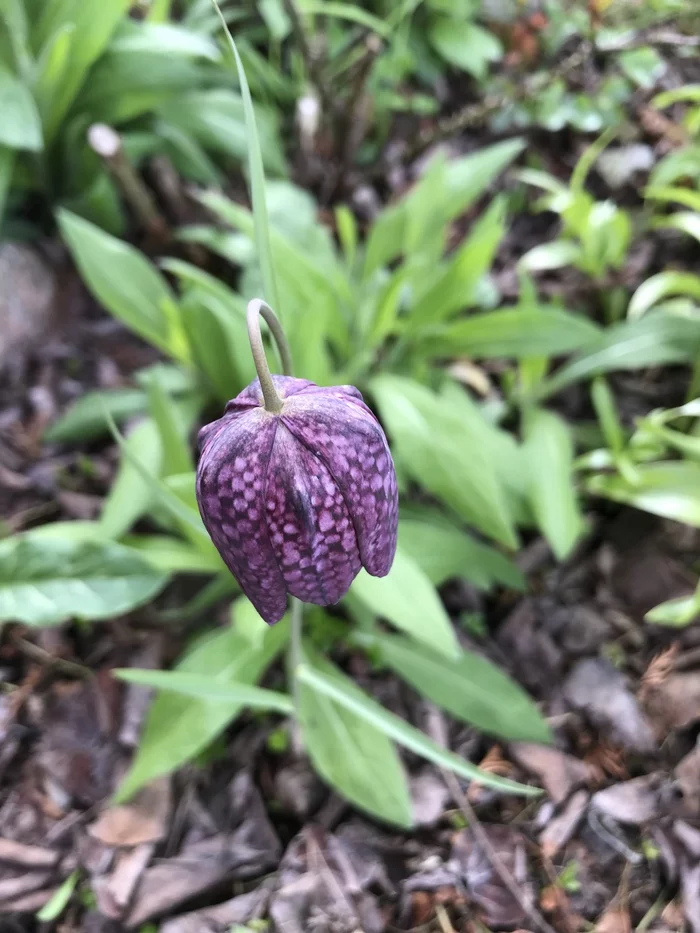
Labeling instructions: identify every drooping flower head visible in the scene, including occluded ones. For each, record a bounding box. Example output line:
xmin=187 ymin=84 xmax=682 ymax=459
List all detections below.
xmin=195 ymin=305 xmax=398 ymax=625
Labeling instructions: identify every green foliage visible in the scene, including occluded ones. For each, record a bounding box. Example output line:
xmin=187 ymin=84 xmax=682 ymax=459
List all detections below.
xmin=0 ymin=0 xmax=285 ymax=233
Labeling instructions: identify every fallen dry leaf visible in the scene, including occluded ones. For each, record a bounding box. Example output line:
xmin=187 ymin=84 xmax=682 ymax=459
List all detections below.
xmin=89 ymin=777 xmax=171 ymax=847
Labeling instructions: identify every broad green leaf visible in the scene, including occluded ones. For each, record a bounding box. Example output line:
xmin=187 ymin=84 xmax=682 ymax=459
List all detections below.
xmin=422 ymin=306 xmax=601 ymax=360
xmin=371 ymin=375 xmax=518 ymax=547
xmin=116 ymin=669 xmax=293 ymax=713
xmin=351 ymin=548 xmax=460 ymax=659
xmin=645 ymin=186 xmax=700 ymax=213
xmin=524 ymin=408 xmax=584 ymax=560
xmin=0 ymin=537 xmax=168 ymax=626
xmin=35 ymin=0 xmax=130 ymax=139
xmin=100 ymin=419 xmax=162 ymax=540
xmin=296 ymin=660 xmax=539 ymax=796
xmin=371 ymin=632 xmax=551 ymax=742
xmin=586 ymin=462 xmax=700 ymax=527
xmin=628 ymin=272 xmax=700 ymax=319
xmin=619 ymin=47 xmax=665 ymax=89
xmin=645 ymin=589 xmax=700 ymax=628
xmin=31 ymin=24 xmax=75 ymax=127
xmin=653 ymin=212 xmax=700 ymax=247
xmin=541 ymin=312 xmax=700 ymax=397
xmin=110 ymin=20 xmax=219 ymax=60
xmin=398 ymin=514 xmax=525 ymax=591
xmin=115 ymin=605 xmax=288 ymax=801
xmin=591 ymin=377 xmax=625 ymax=459
xmin=57 ymin=210 xmax=185 ymax=360
xmin=429 ymin=18 xmax=501 ymax=79
xmin=298 ymin=647 xmax=413 ymax=827
xmin=0 ymin=67 xmax=42 ymax=150
xmin=122 ymin=534 xmax=224 ymax=574
xmin=407 ymin=197 xmax=506 ymax=331
xmin=364 ymin=139 xmax=523 ymax=277
xmin=24 ymin=521 xmax=105 ymax=542
xmin=520 ymin=240 xmax=582 ymax=272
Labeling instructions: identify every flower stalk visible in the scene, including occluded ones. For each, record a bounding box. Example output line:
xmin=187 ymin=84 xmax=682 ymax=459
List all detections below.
xmin=246 ymin=298 xmax=294 ymax=413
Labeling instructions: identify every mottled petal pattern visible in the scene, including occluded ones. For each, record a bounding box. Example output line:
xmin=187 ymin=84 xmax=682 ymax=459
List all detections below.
xmin=196 ymin=409 xmax=287 ymax=624
xmin=281 ymin=389 xmax=398 ymax=576
xmin=196 ymin=375 xmax=398 ymax=625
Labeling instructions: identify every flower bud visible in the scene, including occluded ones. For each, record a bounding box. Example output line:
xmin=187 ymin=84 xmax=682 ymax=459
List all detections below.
xmin=196 ymin=376 xmax=398 ymax=624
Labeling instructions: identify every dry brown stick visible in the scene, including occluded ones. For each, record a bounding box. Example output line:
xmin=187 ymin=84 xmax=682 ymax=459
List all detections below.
xmin=88 ymin=123 xmax=169 ymax=241
xmin=425 ymin=706 xmax=559 ymax=933
xmin=0 ymin=838 xmax=59 ymax=869
xmin=281 ymin=0 xmax=334 ymax=118
xmin=11 ymin=635 xmax=91 ymax=680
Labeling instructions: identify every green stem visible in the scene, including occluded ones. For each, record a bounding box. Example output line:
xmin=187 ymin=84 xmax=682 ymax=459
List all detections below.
xmin=246 ymin=298 xmax=294 ymax=412
xmin=289 ymin=596 xmax=304 ymax=703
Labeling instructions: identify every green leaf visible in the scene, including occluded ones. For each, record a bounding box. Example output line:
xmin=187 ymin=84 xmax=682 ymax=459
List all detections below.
xmin=115 ymin=604 xmax=288 ymax=801
xmin=619 ymin=47 xmax=665 ymax=89
xmin=298 ymin=647 xmax=413 ymax=827
xmin=32 ymin=24 xmax=76 ymax=127
xmin=211 ymin=2 xmax=280 ymax=313
xmin=653 ymin=211 xmax=700 ymax=247
xmin=0 ymin=537 xmax=168 ymax=626
xmin=110 ymin=20 xmax=219 ymax=59
xmin=541 ymin=312 xmax=700 ymax=397
xmin=116 ymin=669 xmax=293 ymax=713
xmin=122 ymin=534 xmax=223 ymax=574
xmin=36 ymin=870 xmax=79 ymax=922
xmin=422 ymin=306 xmax=601 ymax=360
xmin=100 ymin=418 xmax=162 ymax=540
xmin=586 ymin=462 xmax=700 ymax=527
xmin=398 ymin=514 xmax=525 ymax=591
xmin=46 ymin=388 xmax=146 ymax=444
xmin=296 ymin=660 xmax=539 ymax=797
xmin=144 ymin=376 xmax=193 ymax=477
xmin=300 ymin=1 xmax=390 ymax=36
xmin=34 ymin=0 xmax=130 ymax=138
xmin=0 ymin=67 xmax=42 ymax=150
xmin=628 ymin=272 xmax=700 ymax=320
xmin=364 ymin=139 xmax=523 ymax=277
xmin=645 ymin=588 xmax=700 ymax=628
xmin=524 ymin=408 xmax=584 ymax=560
xmin=520 ymin=240 xmax=582 ymax=272
xmin=371 ymin=632 xmax=551 ymax=743
xmin=351 ymin=548 xmax=460 ymax=659
xmin=57 ymin=210 xmax=185 ymax=360
xmin=407 ymin=196 xmax=506 ymax=331
xmin=371 ymin=375 xmax=518 ymax=547
xmin=429 ymin=18 xmax=501 ymax=80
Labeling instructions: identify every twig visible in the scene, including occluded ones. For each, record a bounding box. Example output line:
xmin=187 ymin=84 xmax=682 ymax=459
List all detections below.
xmin=11 ymin=636 xmax=91 ymax=680
xmin=425 ymin=705 xmax=558 ymax=933
xmin=281 ymin=0 xmax=334 ymax=118
xmin=88 ymin=123 xmax=169 ymax=241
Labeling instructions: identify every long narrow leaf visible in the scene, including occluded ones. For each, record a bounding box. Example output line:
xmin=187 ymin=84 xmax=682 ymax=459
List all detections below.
xmin=296 ymin=662 xmax=540 ymax=796
xmin=115 ymin=669 xmax=294 ymax=714
xmin=211 ymin=0 xmax=280 ymax=313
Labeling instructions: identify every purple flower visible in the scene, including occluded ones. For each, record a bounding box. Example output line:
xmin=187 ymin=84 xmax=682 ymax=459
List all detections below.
xmin=196 ymin=375 xmax=398 ymax=624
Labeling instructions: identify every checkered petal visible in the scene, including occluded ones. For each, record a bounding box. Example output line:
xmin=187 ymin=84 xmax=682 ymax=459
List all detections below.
xmin=265 ymin=424 xmax=362 ymax=605
xmin=281 ymin=385 xmax=398 ymax=577
xmin=196 ymin=408 xmax=288 ymax=624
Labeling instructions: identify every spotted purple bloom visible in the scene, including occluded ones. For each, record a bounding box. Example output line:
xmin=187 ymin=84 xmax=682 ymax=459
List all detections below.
xmin=196 ymin=375 xmax=398 ymax=625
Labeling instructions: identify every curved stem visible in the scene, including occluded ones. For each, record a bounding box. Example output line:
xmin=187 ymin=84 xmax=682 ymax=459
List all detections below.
xmin=246 ymin=299 xmax=293 ymax=413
